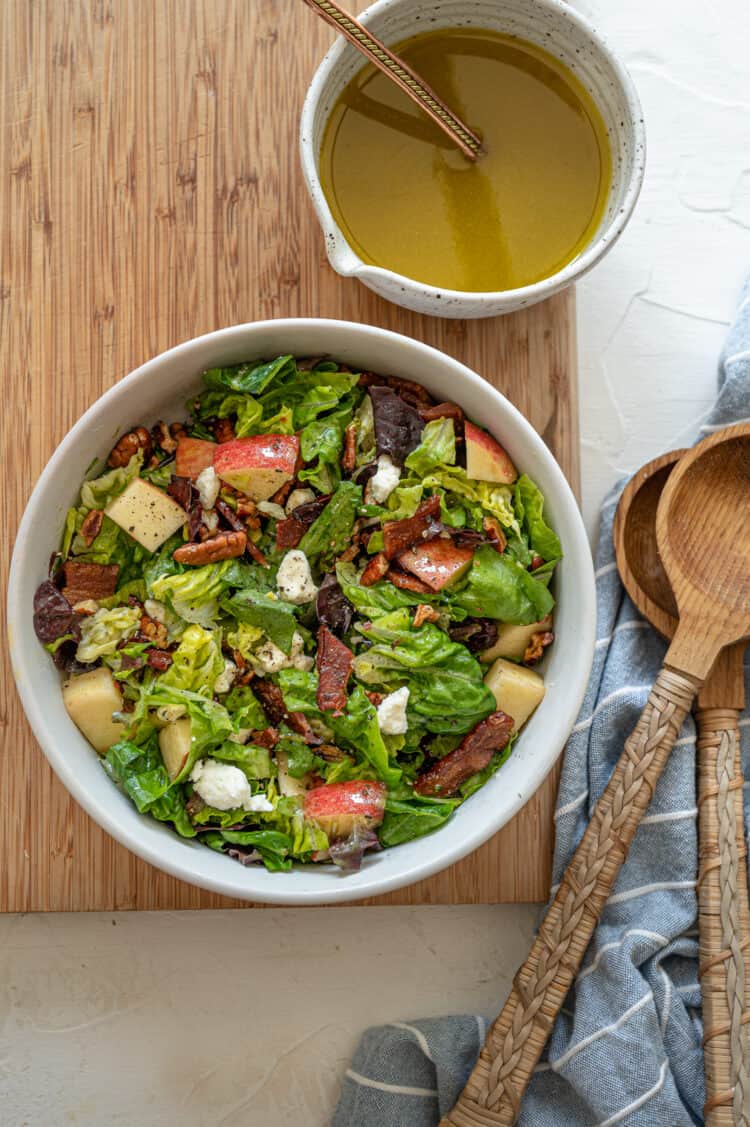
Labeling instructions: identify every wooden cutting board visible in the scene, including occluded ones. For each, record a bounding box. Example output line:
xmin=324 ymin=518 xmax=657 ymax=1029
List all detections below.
xmin=0 ymin=0 xmax=578 ymax=910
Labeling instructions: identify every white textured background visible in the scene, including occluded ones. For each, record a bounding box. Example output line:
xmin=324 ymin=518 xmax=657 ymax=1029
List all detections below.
xmin=4 ymin=1 xmax=750 ymax=1124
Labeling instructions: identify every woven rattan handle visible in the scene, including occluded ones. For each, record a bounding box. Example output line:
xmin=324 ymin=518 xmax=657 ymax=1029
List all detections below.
xmin=696 ymin=708 xmax=750 ymax=1125
xmin=440 ymin=666 xmax=697 ymax=1127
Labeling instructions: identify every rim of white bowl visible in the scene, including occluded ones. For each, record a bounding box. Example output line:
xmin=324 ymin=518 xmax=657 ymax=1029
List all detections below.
xmin=300 ymin=0 xmax=646 ymax=305
xmin=8 ymin=318 xmax=596 ymax=904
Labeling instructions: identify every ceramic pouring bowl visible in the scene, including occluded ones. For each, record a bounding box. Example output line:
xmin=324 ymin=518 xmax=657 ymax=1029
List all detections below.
xmin=300 ymin=0 xmax=646 ymax=319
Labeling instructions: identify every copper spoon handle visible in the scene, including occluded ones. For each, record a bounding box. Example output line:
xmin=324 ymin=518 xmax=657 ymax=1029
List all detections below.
xmin=696 ymin=706 xmax=750 ymax=1125
xmin=440 ymin=665 xmax=697 ymax=1127
xmin=300 ymin=0 xmax=485 ymax=161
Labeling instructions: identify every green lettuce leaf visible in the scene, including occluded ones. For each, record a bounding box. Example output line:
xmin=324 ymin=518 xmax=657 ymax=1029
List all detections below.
xmin=514 ymin=475 xmax=562 ymax=563
xmin=75 ymin=605 xmax=140 ymax=663
xmin=404 ymin=418 xmax=456 ymax=475
xmin=298 ymin=417 xmax=344 ymax=494
xmin=451 ymin=546 xmax=555 ymax=625
xmin=422 ymin=466 xmax=519 ymax=533
xmin=352 ymin=609 xmax=496 ymax=735
xmin=150 ymin=561 xmax=234 ymax=626
xmin=80 ymin=452 xmax=143 ymax=511
xmin=379 ymin=794 xmax=459 ymax=846
xmin=159 ymin=625 xmax=224 ymax=694
xmin=211 ymin=741 xmax=274 ymax=779
xmin=105 ymin=736 xmax=171 ymax=813
xmin=298 ymin=481 xmax=362 ymax=571
xmin=220 ymin=588 xmax=297 ymax=652
xmin=335 ymin=562 xmax=467 ymax=622
xmin=202 ymin=355 xmax=296 ymax=396
xmin=224 ymin=684 xmax=268 ymax=730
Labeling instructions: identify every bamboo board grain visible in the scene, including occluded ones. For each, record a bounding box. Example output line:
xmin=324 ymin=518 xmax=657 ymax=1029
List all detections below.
xmin=0 ymin=0 xmax=579 ymax=911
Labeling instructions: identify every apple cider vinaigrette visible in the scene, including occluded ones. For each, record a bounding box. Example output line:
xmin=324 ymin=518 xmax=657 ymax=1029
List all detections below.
xmin=319 ymin=28 xmax=612 ymax=292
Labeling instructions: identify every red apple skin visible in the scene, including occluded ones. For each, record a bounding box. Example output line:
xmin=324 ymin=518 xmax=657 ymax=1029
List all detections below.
xmin=304 ymin=780 xmax=387 ymax=839
xmin=397 ymin=539 xmax=474 ymax=591
xmin=464 ymin=421 xmax=517 ymax=485
xmin=213 ymin=434 xmax=300 ymax=502
xmin=175 ymin=437 xmax=217 ymax=479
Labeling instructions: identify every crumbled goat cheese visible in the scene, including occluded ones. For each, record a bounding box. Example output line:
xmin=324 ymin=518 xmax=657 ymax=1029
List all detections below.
xmin=257 ymin=500 xmax=287 ymax=520
xmin=370 ymin=454 xmax=401 ymax=504
xmin=285 ymin=488 xmax=315 ymax=514
xmin=254 ymin=631 xmax=314 ymax=674
xmin=213 ymin=658 xmax=237 ymax=695
xmin=72 ymin=599 xmax=99 ymax=616
xmin=376 ymin=686 xmax=410 ymax=735
xmin=195 ymin=465 xmax=220 ymax=510
xmin=144 ymin=599 xmax=167 ymax=624
xmin=276 ymin=549 xmax=319 ymax=605
xmin=202 ymin=508 xmax=219 ymax=533
xmin=189 ymin=758 xmax=273 ymax=812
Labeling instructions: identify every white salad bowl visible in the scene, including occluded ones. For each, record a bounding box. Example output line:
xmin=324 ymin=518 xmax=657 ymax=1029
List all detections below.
xmin=8 ymin=319 xmax=595 ymax=905
xmin=300 ymin=0 xmax=645 ymax=318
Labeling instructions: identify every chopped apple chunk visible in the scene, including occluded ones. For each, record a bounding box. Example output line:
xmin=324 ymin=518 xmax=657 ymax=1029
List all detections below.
xmin=304 ymin=780 xmax=387 ymax=839
xmin=62 ymin=667 xmax=126 ymax=754
xmin=480 ymin=615 xmax=553 ymax=663
xmin=214 ymin=435 xmax=299 ymax=502
xmin=465 ymin=421 xmax=517 ymax=485
xmin=175 ymin=436 xmax=217 ymax=479
xmin=396 ymin=539 xmax=474 ymax=591
xmin=483 ymin=658 xmax=546 ymax=733
xmin=105 ymin=478 xmax=186 ymax=551
xmin=158 ymin=717 xmax=192 ymax=781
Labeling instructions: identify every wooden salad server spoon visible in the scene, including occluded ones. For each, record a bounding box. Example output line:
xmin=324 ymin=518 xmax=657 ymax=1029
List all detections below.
xmin=441 ymin=423 xmax=750 ymax=1127
xmin=614 ymin=450 xmax=750 ymax=1125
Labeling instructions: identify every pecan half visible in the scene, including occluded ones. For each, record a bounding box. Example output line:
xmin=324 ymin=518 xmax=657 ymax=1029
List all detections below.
xmin=523 ymin=630 xmax=554 ymax=666
xmin=139 ymin=612 xmax=169 ymax=648
xmin=173 ymin=530 xmax=247 ymax=565
xmin=365 ymin=690 xmax=384 ymax=708
xmin=342 ymin=422 xmax=357 ymax=473
xmin=360 ymin=552 xmax=390 ymax=587
xmin=151 ymin=420 xmax=179 ymax=454
xmin=249 ymin=727 xmax=279 ymax=749
xmin=413 ymin=603 xmax=440 ymax=628
xmin=107 ymin=426 xmax=152 ymax=468
xmin=80 ymin=509 xmax=104 ymax=547
xmin=418 ymin=401 xmax=464 ymax=423
xmin=414 ymin=711 xmax=514 ymax=797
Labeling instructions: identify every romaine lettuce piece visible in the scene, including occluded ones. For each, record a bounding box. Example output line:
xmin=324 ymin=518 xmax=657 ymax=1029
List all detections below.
xmin=404 ymin=418 xmax=456 ymax=475
xmin=159 ymin=624 xmax=224 ymax=694
xmin=514 ymin=474 xmax=562 ymax=563
xmin=220 ymin=588 xmax=297 ymax=652
xmin=297 ymin=481 xmax=362 ymax=571
xmin=451 ymin=546 xmax=555 ymax=625
xmin=75 ymin=605 xmax=140 ymax=663
xmin=80 ymin=452 xmax=143 ymax=511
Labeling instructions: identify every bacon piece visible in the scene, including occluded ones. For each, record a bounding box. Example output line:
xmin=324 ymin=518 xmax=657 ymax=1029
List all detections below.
xmin=386 ymin=567 xmax=434 ymax=594
xmin=215 ymin=498 xmax=245 ymax=532
xmin=414 ymin=711 xmax=514 ymax=797
xmin=61 ymin=561 xmax=119 ymax=604
xmin=147 ymin=649 xmax=173 ymax=672
xmin=275 ymin=494 xmax=331 ymax=550
xmin=342 ymin=422 xmax=357 ymax=473
xmin=245 ymin=538 xmax=270 ymax=568
xmin=396 ymin=539 xmax=474 ymax=592
xmin=365 ymin=690 xmax=384 ymax=707
xmin=252 ymin=680 xmax=322 ymax=746
xmin=248 ymin=727 xmax=279 ymax=749
xmin=316 ymin=625 xmax=354 ymax=715
xmin=382 ymin=494 xmax=441 ymax=559
xmin=360 ymin=552 xmax=390 ymax=586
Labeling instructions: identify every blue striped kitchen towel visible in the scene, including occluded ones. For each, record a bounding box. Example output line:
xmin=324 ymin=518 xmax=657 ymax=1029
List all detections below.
xmin=332 ymin=278 xmax=750 ymax=1127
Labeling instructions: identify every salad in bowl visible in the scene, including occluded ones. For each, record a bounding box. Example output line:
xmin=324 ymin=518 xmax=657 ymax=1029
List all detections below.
xmin=32 ymin=353 xmax=560 ymax=875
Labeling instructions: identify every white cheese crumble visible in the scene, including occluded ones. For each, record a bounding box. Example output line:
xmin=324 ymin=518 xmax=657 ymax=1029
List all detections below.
xmin=195 ymin=465 xmax=220 ymax=511
xmin=202 ymin=508 xmax=219 ymax=533
xmin=254 ymin=631 xmax=314 ymax=674
xmin=370 ymin=454 xmax=401 ymax=504
xmin=376 ymin=686 xmax=410 ymax=735
xmin=143 ymin=599 xmax=168 ymax=624
xmin=285 ymin=488 xmax=315 ymax=514
xmin=213 ymin=658 xmax=237 ymax=695
xmin=189 ymin=758 xmax=273 ymax=812
xmin=276 ymin=549 xmax=319 ymax=605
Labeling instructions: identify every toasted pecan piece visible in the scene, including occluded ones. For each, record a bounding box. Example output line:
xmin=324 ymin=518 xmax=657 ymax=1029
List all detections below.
xmin=413 ymin=603 xmax=440 ymax=628
xmin=418 ymin=401 xmax=464 ymax=423
xmin=414 ymin=711 xmax=514 ymax=797
xmin=107 ymin=426 xmax=152 ymax=468
xmin=173 ymin=530 xmax=246 ymax=565
xmin=80 ymin=509 xmax=104 ymax=547
xmin=342 ymin=422 xmax=357 ymax=473
xmin=523 ymin=630 xmax=555 ymax=666
xmin=360 ymin=552 xmax=390 ymax=586
xmin=213 ymin=417 xmax=236 ymax=444
xmin=61 ymin=561 xmax=119 ymax=604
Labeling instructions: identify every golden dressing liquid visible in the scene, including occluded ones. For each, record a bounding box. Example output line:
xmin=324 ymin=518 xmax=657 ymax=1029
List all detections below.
xmin=319 ymin=28 xmax=612 ymax=292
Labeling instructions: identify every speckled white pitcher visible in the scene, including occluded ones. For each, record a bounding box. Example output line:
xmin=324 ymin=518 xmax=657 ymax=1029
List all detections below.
xmin=300 ymin=0 xmax=646 ymax=318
